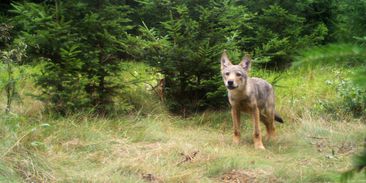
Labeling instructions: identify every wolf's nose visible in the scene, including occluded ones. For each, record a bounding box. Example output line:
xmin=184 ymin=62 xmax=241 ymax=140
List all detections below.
xmin=227 ymin=81 xmax=234 ymax=86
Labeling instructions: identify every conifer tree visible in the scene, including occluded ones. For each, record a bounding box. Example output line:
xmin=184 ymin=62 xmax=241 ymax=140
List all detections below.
xmin=11 ymin=0 xmax=133 ymax=114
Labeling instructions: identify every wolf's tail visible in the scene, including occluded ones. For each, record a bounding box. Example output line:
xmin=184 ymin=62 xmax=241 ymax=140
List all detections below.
xmin=275 ymin=113 xmax=284 ymax=123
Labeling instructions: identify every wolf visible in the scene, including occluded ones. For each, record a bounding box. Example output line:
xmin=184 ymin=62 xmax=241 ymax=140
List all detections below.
xmin=220 ymin=50 xmax=283 ymax=150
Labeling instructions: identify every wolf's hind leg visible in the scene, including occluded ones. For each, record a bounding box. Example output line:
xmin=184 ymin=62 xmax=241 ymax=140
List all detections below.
xmin=261 ymin=112 xmax=276 ymax=141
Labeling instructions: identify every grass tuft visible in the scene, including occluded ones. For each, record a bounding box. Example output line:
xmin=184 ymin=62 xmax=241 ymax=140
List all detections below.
xmin=0 ymin=63 xmax=365 ymax=182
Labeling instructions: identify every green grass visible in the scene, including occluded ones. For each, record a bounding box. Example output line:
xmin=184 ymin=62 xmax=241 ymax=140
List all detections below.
xmin=0 ymin=63 xmax=365 ymax=182
xmin=0 ymin=112 xmax=365 ymax=182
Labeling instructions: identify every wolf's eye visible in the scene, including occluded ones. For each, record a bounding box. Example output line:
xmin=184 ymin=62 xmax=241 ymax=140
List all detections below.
xmin=225 ymin=72 xmax=230 ymax=76
xmin=236 ymin=73 xmax=242 ymax=77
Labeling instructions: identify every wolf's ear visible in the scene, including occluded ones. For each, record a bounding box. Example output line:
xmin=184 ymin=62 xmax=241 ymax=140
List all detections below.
xmin=220 ymin=50 xmax=232 ymax=70
xmin=240 ymin=54 xmax=251 ymax=71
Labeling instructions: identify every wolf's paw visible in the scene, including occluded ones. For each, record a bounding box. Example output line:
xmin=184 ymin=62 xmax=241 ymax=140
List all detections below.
xmin=254 ymin=141 xmax=265 ymax=150
xmin=233 ymin=136 xmax=240 ymax=145
xmin=255 ymin=144 xmax=266 ymax=150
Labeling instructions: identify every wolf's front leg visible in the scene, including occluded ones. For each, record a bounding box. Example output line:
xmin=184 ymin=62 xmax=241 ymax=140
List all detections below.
xmin=252 ymin=107 xmax=265 ymax=150
xmin=231 ymin=107 xmax=241 ymax=144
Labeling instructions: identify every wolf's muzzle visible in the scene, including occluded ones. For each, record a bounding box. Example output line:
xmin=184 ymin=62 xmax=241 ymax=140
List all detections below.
xmin=226 ymin=81 xmax=237 ymax=90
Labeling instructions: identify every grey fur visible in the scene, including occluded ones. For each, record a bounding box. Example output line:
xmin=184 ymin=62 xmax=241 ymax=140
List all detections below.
xmin=220 ymin=50 xmax=283 ymax=150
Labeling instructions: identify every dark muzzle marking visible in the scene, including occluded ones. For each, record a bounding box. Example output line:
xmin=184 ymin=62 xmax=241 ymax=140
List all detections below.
xmin=226 ymin=85 xmax=237 ymax=90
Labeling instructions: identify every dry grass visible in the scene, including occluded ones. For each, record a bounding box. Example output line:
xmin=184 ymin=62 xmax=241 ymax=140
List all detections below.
xmin=1 ymin=112 xmax=365 ymax=182
xmin=1 ymin=64 xmax=365 ymax=182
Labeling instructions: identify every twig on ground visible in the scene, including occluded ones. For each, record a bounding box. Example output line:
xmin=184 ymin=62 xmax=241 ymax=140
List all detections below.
xmin=307 ymin=135 xmax=328 ymax=140
xmin=177 ymin=150 xmax=199 ymax=166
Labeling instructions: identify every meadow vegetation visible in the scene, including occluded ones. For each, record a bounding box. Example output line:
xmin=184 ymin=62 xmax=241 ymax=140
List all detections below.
xmin=1 ymin=63 xmax=365 ymax=182
xmin=1 ymin=0 xmax=366 ymax=182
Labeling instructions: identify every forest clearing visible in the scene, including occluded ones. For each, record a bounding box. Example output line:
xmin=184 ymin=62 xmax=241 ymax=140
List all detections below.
xmin=1 ymin=0 xmax=366 ymax=182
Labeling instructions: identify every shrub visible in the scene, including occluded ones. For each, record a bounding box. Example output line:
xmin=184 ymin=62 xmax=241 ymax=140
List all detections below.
xmin=331 ymin=79 xmax=366 ymax=118
xmin=134 ymin=0 xmax=331 ymax=114
xmin=10 ymin=1 xmax=134 ymax=115
xmin=135 ymin=1 xmax=253 ymax=114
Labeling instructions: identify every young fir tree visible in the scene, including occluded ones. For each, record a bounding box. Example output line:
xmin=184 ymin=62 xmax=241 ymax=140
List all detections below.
xmin=11 ymin=0 xmax=133 ymax=115
xmin=243 ymin=1 xmax=329 ymax=68
xmin=64 ymin=0 xmax=133 ymax=114
xmin=135 ymin=0 xmax=254 ymax=114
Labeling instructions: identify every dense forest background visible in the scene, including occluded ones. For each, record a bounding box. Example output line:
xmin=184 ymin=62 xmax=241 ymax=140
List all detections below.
xmin=1 ymin=0 xmax=365 ymax=115
xmin=1 ymin=1 xmax=366 ymax=182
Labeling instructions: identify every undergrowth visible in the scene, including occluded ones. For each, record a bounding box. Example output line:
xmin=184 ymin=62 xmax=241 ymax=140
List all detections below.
xmin=0 ymin=63 xmax=365 ymax=182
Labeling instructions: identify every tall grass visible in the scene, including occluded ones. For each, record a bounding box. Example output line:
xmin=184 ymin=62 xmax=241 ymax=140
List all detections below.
xmin=1 ymin=111 xmax=365 ymax=182
xmin=0 ymin=62 xmax=365 ymax=182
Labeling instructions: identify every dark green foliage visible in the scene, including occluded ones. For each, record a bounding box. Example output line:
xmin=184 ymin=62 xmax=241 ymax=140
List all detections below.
xmin=63 ymin=0 xmax=133 ymax=114
xmin=333 ymin=0 xmax=366 ymax=42
xmin=10 ymin=1 xmax=133 ymax=114
xmin=134 ymin=1 xmax=254 ymax=114
xmin=2 ymin=0 xmax=365 ymax=116
xmin=10 ymin=2 xmax=88 ymax=114
xmin=134 ymin=0 xmax=330 ymax=113
xmin=243 ymin=1 xmax=329 ymax=67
